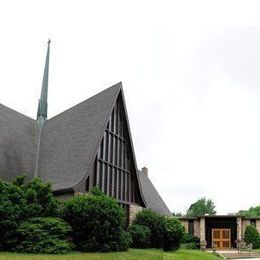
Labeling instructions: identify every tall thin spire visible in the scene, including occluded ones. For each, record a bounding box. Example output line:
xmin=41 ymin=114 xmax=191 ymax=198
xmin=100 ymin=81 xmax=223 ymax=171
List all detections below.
xmin=37 ymin=39 xmax=51 ymax=128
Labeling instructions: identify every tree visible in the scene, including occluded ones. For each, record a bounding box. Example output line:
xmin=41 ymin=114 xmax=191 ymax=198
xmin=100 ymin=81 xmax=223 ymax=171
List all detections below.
xmin=237 ymin=206 xmax=260 ymax=217
xmin=172 ymin=212 xmax=183 ymax=217
xmin=186 ymin=197 xmax=216 ymax=217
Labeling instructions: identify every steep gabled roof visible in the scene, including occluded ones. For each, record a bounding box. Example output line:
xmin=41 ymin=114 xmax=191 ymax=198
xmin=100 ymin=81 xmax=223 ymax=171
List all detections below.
xmin=38 ymin=83 xmax=122 ymax=191
xmin=0 ymin=103 xmax=38 ymax=182
xmin=137 ymin=170 xmax=172 ymax=216
xmin=0 ymin=81 xmax=171 ymax=216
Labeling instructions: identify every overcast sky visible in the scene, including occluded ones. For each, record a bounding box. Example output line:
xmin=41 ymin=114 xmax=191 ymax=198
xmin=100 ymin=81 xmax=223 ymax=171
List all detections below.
xmin=1 ymin=0 xmax=260 ymax=214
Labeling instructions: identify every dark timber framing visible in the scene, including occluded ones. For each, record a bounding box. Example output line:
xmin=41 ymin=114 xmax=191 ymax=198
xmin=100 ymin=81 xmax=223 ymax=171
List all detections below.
xmin=89 ymin=94 xmax=143 ymax=207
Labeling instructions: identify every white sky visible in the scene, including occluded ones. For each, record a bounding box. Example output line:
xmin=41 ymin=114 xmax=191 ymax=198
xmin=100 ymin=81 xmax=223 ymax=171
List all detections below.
xmin=0 ymin=0 xmax=260 ymax=214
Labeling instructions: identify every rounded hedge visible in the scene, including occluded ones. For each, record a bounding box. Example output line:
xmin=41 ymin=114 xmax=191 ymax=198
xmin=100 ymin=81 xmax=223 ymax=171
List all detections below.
xmin=181 ymin=233 xmax=200 ymax=249
xmin=133 ymin=209 xmax=165 ymax=248
xmin=134 ymin=209 xmax=185 ymax=251
xmin=128 ymin=224 xmax=151 ymax=248
xmin=162 ymin=217 xmax=185 ymax=251
xmin=62 ymin=188 xmax=131 ymax=252
xmin=180 ymin=242 xmax=199 ymax=249
xmin=244 ymin=225 xmax=260 ymax=249
xmin=16 ymin=217 xmax=72 ymax=254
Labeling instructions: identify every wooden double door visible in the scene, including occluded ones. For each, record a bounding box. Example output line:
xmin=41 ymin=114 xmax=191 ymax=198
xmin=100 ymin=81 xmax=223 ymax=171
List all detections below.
xmin=212 ymin=229 xmax=231 ymax=249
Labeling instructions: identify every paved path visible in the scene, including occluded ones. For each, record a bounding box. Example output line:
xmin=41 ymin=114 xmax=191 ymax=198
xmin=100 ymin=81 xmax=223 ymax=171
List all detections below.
xmin=213 ymin=250 xmax=260 ymax=259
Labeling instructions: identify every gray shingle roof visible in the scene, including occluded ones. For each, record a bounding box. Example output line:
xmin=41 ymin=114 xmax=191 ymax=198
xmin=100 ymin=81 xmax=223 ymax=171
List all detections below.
xmin=137 ymin=170 xmax=172 ymax=216
xmin=38 ymin=83 xmax=121 ymax=190
xmin=0 ymin=103 xmax=38 ymax=182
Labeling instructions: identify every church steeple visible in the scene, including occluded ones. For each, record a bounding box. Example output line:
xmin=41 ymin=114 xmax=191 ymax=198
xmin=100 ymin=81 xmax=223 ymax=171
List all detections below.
xmin=37 ymin=39 xmax=50 ymax=128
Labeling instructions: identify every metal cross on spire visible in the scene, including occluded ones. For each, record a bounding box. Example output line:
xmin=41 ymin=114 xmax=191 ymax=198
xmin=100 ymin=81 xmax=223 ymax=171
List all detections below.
xmin=36 ymin=39 xmax=51 ymax=128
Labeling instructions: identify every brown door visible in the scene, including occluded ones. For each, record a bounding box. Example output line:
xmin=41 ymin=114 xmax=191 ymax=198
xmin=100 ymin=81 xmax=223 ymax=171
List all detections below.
xmin=212 ymin=229 xmax=231 ymax=249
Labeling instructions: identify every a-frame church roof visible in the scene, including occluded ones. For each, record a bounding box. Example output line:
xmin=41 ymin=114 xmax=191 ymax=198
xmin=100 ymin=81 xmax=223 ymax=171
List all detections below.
xmin=0 ymin=83 xmax=172 ymax=215
xmin=38 ymin=83 xmax=122 ymax=191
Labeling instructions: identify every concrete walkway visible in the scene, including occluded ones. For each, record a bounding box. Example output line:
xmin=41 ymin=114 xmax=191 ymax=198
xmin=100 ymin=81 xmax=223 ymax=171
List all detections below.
xmin=216 ymin=250 xmax=260 ymax=259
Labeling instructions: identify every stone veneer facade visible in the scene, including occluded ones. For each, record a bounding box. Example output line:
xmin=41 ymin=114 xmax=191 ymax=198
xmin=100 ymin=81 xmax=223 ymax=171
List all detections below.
xmin=129 ymin=204 xmax=143 ymax=224
xmin=181 ymin=219 xmax=200 ymax=238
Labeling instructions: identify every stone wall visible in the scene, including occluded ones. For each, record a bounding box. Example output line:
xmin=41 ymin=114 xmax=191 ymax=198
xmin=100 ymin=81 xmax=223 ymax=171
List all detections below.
xmin=129 ymin=204 xmax=143 ymax=224
xmin=181 ymin=220 xmax=189 ymax=233
xmin=241 ymin=219 xmax=250 ymax=239
xmin=241 ymin=219 xmax=260 ymax=238
xmin=179 ymin=219 xmax=200 ymax=238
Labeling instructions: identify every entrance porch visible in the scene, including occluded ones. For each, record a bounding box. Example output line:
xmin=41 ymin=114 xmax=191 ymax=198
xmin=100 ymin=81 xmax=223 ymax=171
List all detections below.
xmin=205 ymin=217 xmax=237 ymax=249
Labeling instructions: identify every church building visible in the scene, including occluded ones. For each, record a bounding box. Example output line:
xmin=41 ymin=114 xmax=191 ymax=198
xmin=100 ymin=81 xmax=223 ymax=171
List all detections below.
xmin=0 ymin=41 xmax=171 ymax=222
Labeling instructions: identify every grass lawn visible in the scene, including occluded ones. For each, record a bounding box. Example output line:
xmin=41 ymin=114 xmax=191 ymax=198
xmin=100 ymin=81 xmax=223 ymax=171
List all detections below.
xmin=0 ymin=249 xmax=220 ymax=260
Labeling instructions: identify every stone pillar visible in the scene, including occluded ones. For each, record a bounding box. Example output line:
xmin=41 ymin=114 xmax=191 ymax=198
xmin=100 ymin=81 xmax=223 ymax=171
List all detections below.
xmin=200 ymin=217 xmax=206 ymax=244
xmin=237 ymin=217 xmax=242 ymax=241
xmin=242 ymin=219 xmax=250 ymax=239
xmin=256 ymin=220 xmax=260 ymax=234
xmin=129 ymin=204 xmax=143 ymax=225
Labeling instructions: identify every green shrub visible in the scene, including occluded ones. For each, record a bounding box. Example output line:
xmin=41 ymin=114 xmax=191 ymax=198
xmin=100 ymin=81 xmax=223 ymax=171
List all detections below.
xmin=111 ymin=229 xmax=132 ymax=252
xmin=162 ymin=217 xmax=185 ymax=251
xmin=0 ymin=175 xmax=59 ymax=251
xmin=16 ymin=217 xmax=72 ymax=254
xmin=244 ymin=225 xmax=260 ymax=249
xmin=134 ymin=209 xmax=185 ymax=251
xmin=133 ymin=209 xmax=165 ymax=248
xmin=62 ymin=188 xmax=131 ymax=252
xmin=180 ymin=242 xmax=198 ymax=249
xmin=181 ymin=233 xmax=200 ymax=249
xmin=129 ymin=224 xmax=151 ymax=248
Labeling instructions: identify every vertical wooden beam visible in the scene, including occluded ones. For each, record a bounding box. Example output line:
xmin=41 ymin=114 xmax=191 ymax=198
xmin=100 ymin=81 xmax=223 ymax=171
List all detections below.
xmin=111 ymin=166 xmax=114 ymax=197
xmin=119 ymin=169 xmax=122 ymax=200
xmin=128 ymin=172 xmax=130 ymax=202
xmin=102 ymin=163 xmax=106 ymax=193
xmin=123 ymin=171 xmax=126 ymax=201
xmin=89 ymin=158 xmax=96 ymax=189
xmin=106 ymin=165 xmax=110 ymax=195
xmin=114 ymin=167 xmax=118 ymax=199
